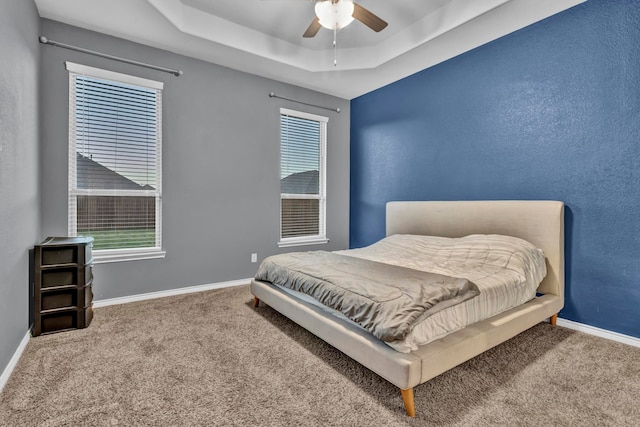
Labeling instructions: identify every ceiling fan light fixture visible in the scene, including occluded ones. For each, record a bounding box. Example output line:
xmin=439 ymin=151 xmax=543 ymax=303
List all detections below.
xmin=315 ymin=0 xmax=355 ymax=30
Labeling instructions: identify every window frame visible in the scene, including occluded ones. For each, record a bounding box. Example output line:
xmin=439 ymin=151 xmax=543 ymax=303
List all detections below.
xmin=66 ymin=62 xmax=165 ymax=263
xmin=278 ymin=108 xmax=329 ymax=248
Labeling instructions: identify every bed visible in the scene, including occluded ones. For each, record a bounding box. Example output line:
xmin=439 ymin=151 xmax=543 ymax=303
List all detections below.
xmin=251 ymin=200 xmax=564 ymax=417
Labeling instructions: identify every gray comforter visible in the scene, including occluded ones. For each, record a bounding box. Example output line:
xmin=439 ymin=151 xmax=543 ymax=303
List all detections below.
xmin=255 ymin=251 xmax=480 ymax=342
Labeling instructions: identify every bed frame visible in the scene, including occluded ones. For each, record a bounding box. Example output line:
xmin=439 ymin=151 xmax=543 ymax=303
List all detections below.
xmin=251 ymin=200 xmax=564 ymax=417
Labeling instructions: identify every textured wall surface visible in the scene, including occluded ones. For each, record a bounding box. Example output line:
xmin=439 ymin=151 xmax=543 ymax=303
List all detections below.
xmin=350 ymin=0 xmax=640 ymax=338
xmin=39 ymin=20 xmax=350 ymax=301
xmin=0 ymin=0 xmax=40 ymax=378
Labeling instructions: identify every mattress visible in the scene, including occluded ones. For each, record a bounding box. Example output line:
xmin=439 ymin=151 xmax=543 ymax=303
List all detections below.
xmin=276 ymin=234 xmax=547 ymax=353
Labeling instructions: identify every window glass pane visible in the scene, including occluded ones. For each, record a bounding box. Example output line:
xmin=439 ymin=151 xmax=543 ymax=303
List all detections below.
xmin=76 ymin=195 xmax=156 ymax=250
xmin=280 ymin=115 xmax=320 ymax=195
xmin=280 ymin=170 xmax=319 ymax=195
xmin=75 ymin=76 xmax=158 ymax=190
xmin=281 ymin=199 xmax=320 ymax=238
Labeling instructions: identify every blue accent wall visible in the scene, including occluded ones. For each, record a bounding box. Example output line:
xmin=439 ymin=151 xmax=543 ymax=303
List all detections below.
xmin=350 ymin=0 xmax=640 ymax=339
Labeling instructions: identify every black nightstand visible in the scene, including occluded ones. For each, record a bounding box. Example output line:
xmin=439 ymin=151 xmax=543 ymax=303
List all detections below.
xmin=33 ymin=236 xmax=94 ymax=336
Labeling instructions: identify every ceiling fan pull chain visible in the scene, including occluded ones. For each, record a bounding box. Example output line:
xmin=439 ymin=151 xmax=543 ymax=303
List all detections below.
xmin=334 ymin=26 xmax=337 ymax=67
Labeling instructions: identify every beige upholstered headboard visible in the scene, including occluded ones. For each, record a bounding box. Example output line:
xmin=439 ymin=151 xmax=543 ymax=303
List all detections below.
xmin=386 ymin=201 xmax=564 ymax=297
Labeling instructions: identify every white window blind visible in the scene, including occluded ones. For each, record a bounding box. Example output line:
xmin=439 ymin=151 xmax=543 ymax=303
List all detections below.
xmin=279 ymin=108 xmax=328 ymax=247
xmin=67 ymin=62 xmax=163 ymax=258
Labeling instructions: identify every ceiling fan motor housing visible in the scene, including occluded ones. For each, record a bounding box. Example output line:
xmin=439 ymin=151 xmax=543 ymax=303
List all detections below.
xmin=315 ymin=0 xmax=355 ymax=30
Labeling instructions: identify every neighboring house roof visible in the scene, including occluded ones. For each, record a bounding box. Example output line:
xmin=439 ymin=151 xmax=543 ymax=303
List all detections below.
xmin=280 ymin=170 xmax=318 ymax=194
xmin=77 ymin=153 xmax=154 ymax=190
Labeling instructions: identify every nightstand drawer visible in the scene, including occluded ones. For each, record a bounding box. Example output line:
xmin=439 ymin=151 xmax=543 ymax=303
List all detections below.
xmin=41 ymin=311 xmax=78 ymax=334
xmin=41 ymin=268 xmax=77 ymax=288
xmin=41 ymin=290 xmax=77 ymax=311
xmin=41 ymin=246 xmax=78 ymax=266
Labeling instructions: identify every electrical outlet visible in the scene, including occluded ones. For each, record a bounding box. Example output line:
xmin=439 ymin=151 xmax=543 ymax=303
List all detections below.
xmin=251 ymin=253 xmax=258 ymax=263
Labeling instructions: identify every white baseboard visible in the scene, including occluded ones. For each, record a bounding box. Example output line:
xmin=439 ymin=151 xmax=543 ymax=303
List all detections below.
xmin=93 ymin=278 xmax=252 ymax=308
xmin=556 ymin=318 xmax=640 ymax=348
xmin=0 ymin=331 xmax=31 ymax=394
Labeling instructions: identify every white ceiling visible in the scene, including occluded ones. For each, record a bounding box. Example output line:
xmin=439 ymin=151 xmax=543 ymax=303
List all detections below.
xmin=180 ymin=0 xmax=452 ymax=50
xmin=34 ymin=0 xmax=585 ymax=99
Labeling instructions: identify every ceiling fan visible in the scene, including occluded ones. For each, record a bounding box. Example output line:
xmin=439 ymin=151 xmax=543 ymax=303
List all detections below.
xmin=264 ymin=0 xmax=387 ymax=66
xmin=302 ymin=0 xmax=388 ymax=38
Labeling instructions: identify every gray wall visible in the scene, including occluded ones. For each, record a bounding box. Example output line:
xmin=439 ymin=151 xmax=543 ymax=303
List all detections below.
xmin=39 ymin=20 xmax=350 ymax=301
xmin=0 ymin=0 xmax=40 ymax=377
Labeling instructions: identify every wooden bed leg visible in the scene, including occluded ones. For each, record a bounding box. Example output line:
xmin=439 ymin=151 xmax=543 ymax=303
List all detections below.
xmin=253 ymin=296 xmax=260 ymax=308
xmin=550 ymin=313 xmax=558 ymax=327
xmin=400 ymin=388 xmax=415 ymax=417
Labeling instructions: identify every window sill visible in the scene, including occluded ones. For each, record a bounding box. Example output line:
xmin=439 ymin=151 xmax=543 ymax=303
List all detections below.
xmin=92 ymin=248 xmax=166 ymax=264
xmin=278 ymin=238 xmax=329 ymax=248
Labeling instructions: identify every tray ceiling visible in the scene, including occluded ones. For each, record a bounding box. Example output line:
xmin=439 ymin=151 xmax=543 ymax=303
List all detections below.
xmin=34 ymin=0 xmax=585 ymax=99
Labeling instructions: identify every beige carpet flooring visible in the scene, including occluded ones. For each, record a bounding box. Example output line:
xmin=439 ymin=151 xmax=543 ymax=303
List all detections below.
xmin=1 ymin=285 xmax=639 ymax=426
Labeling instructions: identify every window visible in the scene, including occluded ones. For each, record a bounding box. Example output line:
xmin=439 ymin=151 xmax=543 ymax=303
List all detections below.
xmin=66 ymin=62 xmax=165 ymax=263
xmin=279 ymin=108 xmax=328 ymax=247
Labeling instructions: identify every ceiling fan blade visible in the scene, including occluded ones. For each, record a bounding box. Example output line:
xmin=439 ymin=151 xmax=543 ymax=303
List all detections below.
xmin=303 ymin=16 xmax=322 ymax=38
xmin=352 ymin=2 xmax=388 ymax=32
